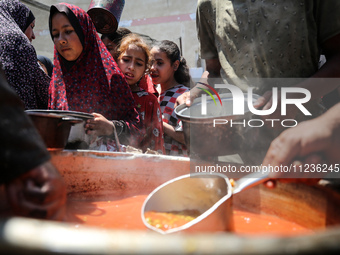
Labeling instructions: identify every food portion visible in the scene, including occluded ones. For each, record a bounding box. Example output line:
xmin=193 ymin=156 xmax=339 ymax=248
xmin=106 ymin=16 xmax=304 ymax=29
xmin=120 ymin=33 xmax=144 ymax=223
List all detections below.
xmin=144 ymin=209 xmax=201 ymax=231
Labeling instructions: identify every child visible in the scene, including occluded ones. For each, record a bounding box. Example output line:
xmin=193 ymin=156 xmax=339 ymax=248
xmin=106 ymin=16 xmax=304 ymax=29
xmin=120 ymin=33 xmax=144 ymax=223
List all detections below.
xmin=117 ymin=34 xmax=164 ymax=154
xmin=48 ymin=3 xmax=142 ymax=151
xmin=102 ymin=28 xmax=158 ymax=96
xmin=101 ymin=27 xmax=132 ymax=60
xmin=150 ymin=40 xmax=191 ymax=156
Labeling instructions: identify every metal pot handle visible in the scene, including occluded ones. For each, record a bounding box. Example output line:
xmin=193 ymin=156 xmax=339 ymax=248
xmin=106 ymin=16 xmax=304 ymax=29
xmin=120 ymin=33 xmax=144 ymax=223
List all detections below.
xmin=59 ymin=117 xmax=83 ymax=125
xmin=232 ymin=171 xmax=270 ymax=194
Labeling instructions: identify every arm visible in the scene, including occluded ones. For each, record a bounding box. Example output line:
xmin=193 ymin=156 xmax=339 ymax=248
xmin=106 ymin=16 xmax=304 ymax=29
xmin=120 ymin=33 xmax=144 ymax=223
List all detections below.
xmin=259 ymin=34 xmax=340 ymax=115
xmin=292 ymin=33 xmax=340 ymax=100
xmin=176 ymin=59 xmax=221 ymax=107
xmin=85 ymin=73 xmax=143 ymax=146
xmin=262 ymin=102 xmax=340 ymax=173
xmin=142 ymin=98 xmax=165 ymax=154
xmin=176 ymin=0 xmax=221 ymax=107
xmin=162 ymin=121 xmax=186 ymax=145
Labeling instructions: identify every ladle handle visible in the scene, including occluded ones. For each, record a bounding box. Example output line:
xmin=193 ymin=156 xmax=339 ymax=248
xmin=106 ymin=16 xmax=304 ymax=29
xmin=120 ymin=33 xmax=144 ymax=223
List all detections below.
xmin=112 ymin=123 xmax=122 ymax=152
xmin=232 ymin=171 xmax=270 ymax=194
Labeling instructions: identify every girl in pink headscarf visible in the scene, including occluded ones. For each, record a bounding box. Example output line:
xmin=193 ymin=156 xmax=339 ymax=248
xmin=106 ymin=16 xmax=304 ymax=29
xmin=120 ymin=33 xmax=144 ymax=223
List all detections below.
xmin=49 ymin=3 xmax=142 ymax=150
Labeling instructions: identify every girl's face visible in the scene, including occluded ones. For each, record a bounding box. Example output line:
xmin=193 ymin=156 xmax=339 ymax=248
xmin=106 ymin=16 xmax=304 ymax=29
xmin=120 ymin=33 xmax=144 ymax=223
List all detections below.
xmin=51 ymin=13 xmax=83 ymax=61
xmin=102 ymin=37 xmax=117 ymax=59
xmin=24 ymin=20 xmax=35 ymax=42
xmin=118 ymin=45 xmax=146 ymax=86
xmin=150 ymin=47 xmax=177 ymax=85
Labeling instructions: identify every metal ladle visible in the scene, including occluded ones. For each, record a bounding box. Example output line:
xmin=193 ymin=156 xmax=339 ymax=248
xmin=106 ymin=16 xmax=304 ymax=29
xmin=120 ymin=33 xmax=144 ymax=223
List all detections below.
xmin=141 ymin=171 xmax=269 ymax=234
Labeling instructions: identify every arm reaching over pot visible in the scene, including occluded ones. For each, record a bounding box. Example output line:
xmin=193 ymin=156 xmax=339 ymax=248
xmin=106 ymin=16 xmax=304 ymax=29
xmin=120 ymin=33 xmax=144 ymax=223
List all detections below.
xmin=262 ymin=102 xmax=340 ymax=187
xmin=175 ymin=70 xmax=215 ymax=108
xmin=0 ymin=64 xmax=67 ymax=221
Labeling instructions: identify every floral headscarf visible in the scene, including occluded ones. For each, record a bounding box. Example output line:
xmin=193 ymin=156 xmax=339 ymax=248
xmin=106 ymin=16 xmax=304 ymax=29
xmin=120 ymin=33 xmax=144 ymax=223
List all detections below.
xmin=48 ymin=3 xmax=139 ymax=128
xmin=0 ymin=0 xmax=49 ymax=109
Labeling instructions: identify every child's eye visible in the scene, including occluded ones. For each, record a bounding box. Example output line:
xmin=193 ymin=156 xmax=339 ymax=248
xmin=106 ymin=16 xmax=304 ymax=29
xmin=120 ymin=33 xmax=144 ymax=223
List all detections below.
xmin=52 ymin=33 xmax=59 ymax=39
xmin=65 ymin=30 xmax=73 ymax=35
xmin=136 ymin=62 xmax=144 ymax=67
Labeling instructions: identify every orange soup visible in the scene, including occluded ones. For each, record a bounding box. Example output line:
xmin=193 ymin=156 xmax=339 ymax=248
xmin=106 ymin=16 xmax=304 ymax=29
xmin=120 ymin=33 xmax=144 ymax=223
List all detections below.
xmin=65 ymin=195 xmax=313 ymax=236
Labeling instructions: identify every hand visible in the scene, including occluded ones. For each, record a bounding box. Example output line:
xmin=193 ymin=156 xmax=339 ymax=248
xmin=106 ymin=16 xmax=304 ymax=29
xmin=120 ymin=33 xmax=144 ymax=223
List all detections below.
xmin=174 ymin=70 xmax=215 ymax=108
xmin=175 ymin=91 xmax=192 ymax=108
xmin=262 ymin=116 xmax=335 ymax=167
xmin=253 ymin=90 xmax=299 ymax=129
xmin=5 ymin=161 xmax=67 ymax=221
xmin=263 ymin=155 xmax=324 ymax=188
xmin=262 ymin=105 xmax=340 ymax=187
xmin=85 ymin=113 xmax=114 ymax=136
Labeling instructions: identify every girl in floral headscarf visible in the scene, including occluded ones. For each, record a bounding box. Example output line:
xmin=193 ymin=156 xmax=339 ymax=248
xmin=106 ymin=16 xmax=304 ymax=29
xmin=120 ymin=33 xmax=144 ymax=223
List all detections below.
xmin=49 ymin=3 xmax=142 ymax=150
xmin=0 ymin=0 xmax=49 ymax=109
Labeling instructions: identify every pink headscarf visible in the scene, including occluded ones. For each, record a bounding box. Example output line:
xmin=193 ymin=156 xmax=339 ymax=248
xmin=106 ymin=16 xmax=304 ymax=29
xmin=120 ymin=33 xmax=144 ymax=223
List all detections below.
xmin=48 ymin=3 xmax=140 ymax=134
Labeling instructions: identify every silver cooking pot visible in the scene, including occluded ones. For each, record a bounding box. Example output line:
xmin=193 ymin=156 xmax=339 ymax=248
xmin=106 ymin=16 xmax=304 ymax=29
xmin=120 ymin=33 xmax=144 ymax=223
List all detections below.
xmin=175 ymin=93 xmax=260 ymax=158
xmin=25 ymin=111 xmax=83 ymax=149
xmin=26 ymin=110 xmax=94 ymax=149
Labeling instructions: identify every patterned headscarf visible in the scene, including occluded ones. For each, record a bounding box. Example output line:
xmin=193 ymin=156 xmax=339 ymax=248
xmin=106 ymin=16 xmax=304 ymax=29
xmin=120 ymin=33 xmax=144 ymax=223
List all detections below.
xmin=0 ymin=0 xmax=50 ymax=109
xmin=22 ymin=10 xmax=35 ymax=33
xmin=48 ymin=3 xmax=138 ymax=123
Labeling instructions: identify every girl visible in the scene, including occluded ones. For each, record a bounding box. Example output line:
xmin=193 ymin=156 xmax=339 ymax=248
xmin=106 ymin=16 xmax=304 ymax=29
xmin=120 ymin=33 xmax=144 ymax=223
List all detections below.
xmin=117 ymin=34 xmax=164 ymax=154
xmin=102 ymin=28 xmax=158 ymax=96
xmin=101 ymin=27 xmax=132 ymax=60
xmin=150 ymin=40 xmax=191 ymax=156
xmin=49 ymin=3 xmax=142 ymax=151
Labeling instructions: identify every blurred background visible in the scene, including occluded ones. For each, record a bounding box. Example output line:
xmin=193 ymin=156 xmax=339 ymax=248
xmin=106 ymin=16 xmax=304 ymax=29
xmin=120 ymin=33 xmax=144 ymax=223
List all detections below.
xmin=21 ymin=0 xmax=204 ymax=77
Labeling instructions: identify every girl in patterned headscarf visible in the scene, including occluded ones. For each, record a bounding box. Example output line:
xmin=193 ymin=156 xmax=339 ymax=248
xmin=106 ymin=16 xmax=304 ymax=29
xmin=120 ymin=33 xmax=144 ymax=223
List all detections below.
xmin=49 ymin=3 xmax=142 ymax=149
xmin=0 ymin=0 xmax=50 ymax=109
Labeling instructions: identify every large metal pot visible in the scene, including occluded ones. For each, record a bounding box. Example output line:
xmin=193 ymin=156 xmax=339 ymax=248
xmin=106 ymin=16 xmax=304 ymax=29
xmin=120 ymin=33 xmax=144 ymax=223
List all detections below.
xmin=25 ymin=112 xmax=82 ymax=149
xmin=175 ymin=93 xmax=259 ymax=158
xmin=1 ymin=151 xmax=340 ymax=254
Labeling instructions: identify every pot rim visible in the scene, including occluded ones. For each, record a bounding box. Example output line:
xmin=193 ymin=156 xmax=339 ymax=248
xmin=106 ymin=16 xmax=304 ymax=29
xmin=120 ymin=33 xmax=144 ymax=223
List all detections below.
xmin=175 ymin=93 xmax=260 ymax=123
xmin=25 ymin=110 xmax=93 ymax=120
xmin=26 ymin=112 xmax=83 ymax=125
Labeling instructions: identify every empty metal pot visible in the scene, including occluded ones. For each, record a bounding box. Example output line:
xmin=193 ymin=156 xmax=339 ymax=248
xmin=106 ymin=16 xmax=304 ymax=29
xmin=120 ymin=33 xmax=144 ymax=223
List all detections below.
xmin=88 ymin=0 xmax=125 ymax=34
xmin=26 ymin=112 xmax=82 ymax=149
xmin=141 ymin=172 xmax=269 ymax=234
xmin=26 ymin=110 xmax=95 ymax=149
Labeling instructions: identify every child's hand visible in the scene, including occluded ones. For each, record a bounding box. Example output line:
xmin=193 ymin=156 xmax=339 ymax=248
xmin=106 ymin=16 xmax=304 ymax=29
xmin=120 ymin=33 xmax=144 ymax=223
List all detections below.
xmin=85 ymin=113 xmax=114 ymax=136
xmin=175 ymin=91 xmax=191 ymax=108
